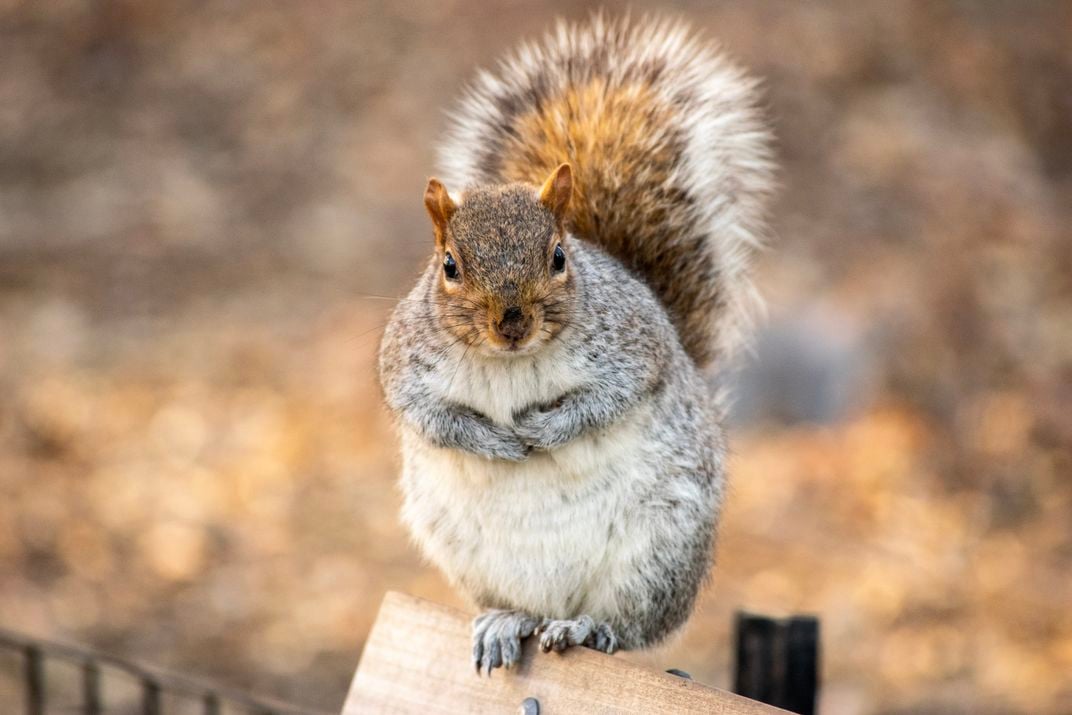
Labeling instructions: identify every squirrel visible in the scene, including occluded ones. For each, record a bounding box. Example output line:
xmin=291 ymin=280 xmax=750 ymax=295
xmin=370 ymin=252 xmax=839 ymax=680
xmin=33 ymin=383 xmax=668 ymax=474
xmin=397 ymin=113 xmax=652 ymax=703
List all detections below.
xmin=378 ymin=15 xmax=772 ymax=674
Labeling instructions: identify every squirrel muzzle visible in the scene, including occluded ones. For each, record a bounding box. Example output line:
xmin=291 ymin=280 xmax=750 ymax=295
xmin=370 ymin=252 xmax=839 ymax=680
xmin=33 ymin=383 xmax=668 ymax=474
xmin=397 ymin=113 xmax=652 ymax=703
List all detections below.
xmin=490 ymin=305 xmax=535 ymax=349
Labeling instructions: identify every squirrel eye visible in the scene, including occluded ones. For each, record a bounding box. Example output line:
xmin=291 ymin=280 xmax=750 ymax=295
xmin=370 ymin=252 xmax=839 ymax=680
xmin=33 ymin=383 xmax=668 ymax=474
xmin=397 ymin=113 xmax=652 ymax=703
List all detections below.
xmin=552 ymin=243 xmax=566 ymax=272
xmin=443 ymin=252 xmax=459 ymax=280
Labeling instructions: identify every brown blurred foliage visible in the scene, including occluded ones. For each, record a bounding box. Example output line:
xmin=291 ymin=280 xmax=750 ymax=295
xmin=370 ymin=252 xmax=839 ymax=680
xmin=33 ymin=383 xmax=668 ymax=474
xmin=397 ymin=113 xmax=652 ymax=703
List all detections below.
xmin=1 ymin=1 xmax=1070 ymax=713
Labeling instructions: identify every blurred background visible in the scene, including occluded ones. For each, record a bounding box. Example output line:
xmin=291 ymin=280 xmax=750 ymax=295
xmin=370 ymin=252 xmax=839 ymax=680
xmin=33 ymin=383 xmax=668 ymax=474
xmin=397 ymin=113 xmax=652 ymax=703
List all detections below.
xmin=1 ymin=1 xmax=1070 ymax=713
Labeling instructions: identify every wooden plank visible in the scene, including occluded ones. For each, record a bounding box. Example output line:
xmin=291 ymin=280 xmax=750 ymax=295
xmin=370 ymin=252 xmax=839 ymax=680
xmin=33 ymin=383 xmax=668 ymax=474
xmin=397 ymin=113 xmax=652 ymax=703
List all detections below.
xmin=344 ymin=592 xmax=790 ymax=714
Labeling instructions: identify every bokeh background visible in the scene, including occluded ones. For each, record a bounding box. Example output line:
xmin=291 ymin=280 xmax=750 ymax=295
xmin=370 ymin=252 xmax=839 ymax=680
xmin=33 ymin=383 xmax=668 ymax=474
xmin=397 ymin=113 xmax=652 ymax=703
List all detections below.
xmin=1 ymin=1 xmax=1070 ymax=713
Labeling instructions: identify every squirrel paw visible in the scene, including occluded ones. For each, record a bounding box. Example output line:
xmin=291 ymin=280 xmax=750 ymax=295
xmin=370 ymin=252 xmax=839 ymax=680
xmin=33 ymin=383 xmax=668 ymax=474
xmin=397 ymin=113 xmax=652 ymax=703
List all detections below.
xmin=482 ymin=425 xmax=531 ymax=462
xmin=587 ymin=621 xmax=619 ymax=654
xmin=472 ymin=610 xmax=541 ymax=675
xmin=513 ymin=404 xmax=574 ymax=450
xmin=535 ymin=615 xmax=618 ymax=655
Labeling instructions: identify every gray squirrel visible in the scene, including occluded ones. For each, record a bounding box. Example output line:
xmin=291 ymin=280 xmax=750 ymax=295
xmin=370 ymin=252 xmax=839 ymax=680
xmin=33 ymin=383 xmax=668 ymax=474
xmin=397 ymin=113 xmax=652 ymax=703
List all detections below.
xmin=378 ymin=16 xmax=773 ymax=674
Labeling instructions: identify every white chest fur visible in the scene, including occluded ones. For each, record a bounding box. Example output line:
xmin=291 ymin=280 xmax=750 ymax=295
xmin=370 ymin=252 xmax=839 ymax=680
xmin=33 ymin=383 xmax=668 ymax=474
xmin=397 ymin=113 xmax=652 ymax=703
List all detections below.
xmin=431 ymin=336 xmax=584 ymax=424
xmin=399 ymin=340 xmax=659 ymax=620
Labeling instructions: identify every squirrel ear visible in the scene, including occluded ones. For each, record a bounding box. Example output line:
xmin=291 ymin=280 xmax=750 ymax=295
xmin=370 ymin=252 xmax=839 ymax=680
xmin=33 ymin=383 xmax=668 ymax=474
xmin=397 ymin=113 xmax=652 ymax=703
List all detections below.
xmin=424 ymin=178 xmax=457 ymax=248
xmin=539 ymin=163 xmax=572 ymax=225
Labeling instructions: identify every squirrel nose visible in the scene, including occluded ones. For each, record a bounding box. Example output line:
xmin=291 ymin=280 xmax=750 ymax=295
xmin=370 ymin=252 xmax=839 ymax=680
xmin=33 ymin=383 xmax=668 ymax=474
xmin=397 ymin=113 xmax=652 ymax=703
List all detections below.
xmin=496 ymin=306 xmax=530 ymax=342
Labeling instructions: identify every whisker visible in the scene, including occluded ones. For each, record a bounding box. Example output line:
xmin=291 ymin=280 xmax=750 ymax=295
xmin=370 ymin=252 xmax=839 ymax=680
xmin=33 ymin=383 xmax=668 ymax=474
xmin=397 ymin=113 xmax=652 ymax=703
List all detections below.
xmin=446 ymin=339 xmax=475 ymax=395
xmin=354 ymin=293 xmax=483 ymax=310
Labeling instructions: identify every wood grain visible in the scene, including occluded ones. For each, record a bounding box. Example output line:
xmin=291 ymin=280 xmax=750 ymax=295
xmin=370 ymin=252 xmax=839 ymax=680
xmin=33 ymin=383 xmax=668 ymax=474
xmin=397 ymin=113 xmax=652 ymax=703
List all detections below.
xmin=344 ymin=592 xmax=790 ymax=714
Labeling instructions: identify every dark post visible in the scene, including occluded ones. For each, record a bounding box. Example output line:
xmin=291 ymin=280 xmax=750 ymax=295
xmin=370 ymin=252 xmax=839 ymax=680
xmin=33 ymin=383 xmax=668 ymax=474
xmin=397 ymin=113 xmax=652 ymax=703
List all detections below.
xmin=733 ymin=612 xmax=819 ymax=715
xmin=24 ymin=645 xmax=45 ymax=715
xmin=202 ymin=691 xmax=221 ymax=715
xmin=82 ymin=658 xmax=103 ymax=715
xmin=784 ymin=617 xmax=819 ymax=714
xmin=141 ymin=677 xmax=161 ymax=715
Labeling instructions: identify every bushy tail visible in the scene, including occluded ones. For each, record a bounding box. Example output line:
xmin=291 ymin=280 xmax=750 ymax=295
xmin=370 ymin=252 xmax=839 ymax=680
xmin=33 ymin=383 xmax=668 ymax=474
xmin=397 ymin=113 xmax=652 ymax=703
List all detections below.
xmin=438 ymin=15 xmax=774 ymax=367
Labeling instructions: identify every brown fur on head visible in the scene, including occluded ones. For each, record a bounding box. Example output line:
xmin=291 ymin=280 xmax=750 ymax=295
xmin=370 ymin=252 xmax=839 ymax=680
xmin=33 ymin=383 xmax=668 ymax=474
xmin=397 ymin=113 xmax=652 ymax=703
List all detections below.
xmin=423 ymin=164 xmax=576 ymax=356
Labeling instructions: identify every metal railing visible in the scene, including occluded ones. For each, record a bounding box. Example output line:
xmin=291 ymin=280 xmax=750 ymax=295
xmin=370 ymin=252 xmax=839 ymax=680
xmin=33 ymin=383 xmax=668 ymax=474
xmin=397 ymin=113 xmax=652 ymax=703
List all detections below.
xmin=0 ymin=627 xmax=331 ymax=715
xmin=733 ymin=612 xmax=820 ymax=715
xmin=3 ymin=612 xmax=821 ymax=714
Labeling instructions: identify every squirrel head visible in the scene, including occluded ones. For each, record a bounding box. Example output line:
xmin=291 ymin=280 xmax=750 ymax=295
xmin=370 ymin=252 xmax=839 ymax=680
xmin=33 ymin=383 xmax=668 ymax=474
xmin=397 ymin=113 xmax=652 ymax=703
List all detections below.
xmin=423 ymin=163 xmax=576 ymax=356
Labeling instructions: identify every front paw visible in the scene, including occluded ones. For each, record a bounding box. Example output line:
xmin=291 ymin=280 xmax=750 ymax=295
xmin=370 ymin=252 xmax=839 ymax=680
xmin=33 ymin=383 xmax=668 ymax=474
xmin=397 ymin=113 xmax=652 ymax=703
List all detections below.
xmin=535 ymin=616 xmax=618 ymax=654
xmin=513 ymin=405 xmax=575 ymax=450
xmin=484 ymin=426 xmax=530 ymax=462
xmin=472 ymin=610 xmax=541 ymax=675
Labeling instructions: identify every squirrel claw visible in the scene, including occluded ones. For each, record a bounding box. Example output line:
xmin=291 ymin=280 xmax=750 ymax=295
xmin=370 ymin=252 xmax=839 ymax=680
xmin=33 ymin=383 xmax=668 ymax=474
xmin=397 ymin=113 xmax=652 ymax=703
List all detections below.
xmin=536 ymin=615 xmax=606 ymax=654
xmin=587 ymin=622 xmax=619 ymax=654
xmin=471 ymin=610 xmax=541 ymax=675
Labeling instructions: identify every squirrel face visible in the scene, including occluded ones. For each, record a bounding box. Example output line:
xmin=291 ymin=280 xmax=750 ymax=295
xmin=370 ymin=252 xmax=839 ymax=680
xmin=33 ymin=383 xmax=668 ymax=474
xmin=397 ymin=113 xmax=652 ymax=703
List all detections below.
xmin=424 ymin=164 xmax=576 ymax=356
